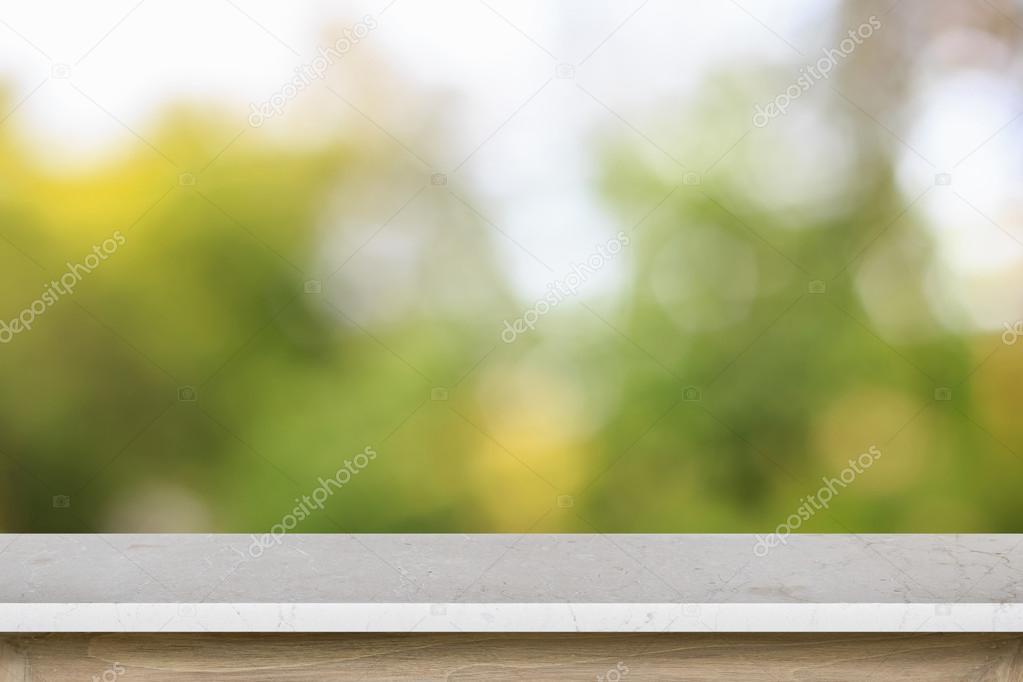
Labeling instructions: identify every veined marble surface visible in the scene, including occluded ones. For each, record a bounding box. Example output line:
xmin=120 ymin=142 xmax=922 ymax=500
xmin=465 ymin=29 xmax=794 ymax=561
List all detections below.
xmin=0 ymin=534 xmax=1020 ymax=632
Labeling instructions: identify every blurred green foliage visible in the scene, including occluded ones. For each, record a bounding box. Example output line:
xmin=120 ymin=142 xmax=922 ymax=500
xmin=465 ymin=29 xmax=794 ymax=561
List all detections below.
xmin=0 ymin=57 xmax=1021 ymax=534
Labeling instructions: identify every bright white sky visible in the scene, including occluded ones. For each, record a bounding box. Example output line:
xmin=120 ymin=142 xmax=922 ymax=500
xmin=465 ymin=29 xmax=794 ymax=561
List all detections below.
xmin=0 ymin=0 xmax=818 ymax=158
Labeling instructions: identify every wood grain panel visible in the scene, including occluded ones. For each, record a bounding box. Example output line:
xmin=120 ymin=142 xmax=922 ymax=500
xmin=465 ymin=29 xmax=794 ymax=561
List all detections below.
xmin=2 ymin=633 xmax=1022 ymax=681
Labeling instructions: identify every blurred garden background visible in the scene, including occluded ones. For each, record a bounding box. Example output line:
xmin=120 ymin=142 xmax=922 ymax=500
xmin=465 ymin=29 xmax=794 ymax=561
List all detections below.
xmin=1 ymin=0 xmax=1022 ymax=532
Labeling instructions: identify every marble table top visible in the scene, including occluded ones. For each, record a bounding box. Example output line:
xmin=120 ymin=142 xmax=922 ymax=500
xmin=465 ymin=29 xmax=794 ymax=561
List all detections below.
xmin=1 ymin=534 xmax=1021 ymax=632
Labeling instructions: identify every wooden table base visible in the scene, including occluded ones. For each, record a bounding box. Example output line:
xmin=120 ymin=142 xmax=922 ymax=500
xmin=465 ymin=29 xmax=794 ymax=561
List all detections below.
xmin=3 ymin=633 xmax=1022 ymax=681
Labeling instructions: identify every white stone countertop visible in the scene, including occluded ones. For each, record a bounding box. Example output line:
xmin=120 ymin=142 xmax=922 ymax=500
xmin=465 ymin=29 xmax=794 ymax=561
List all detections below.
xmin=1 ymin=534 xmax=1021 ymax=632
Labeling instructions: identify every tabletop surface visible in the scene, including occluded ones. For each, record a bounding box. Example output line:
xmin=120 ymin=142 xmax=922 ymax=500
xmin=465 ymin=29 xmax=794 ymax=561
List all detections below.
xmin=2 ymin=533 xmax=1021 ymax=604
